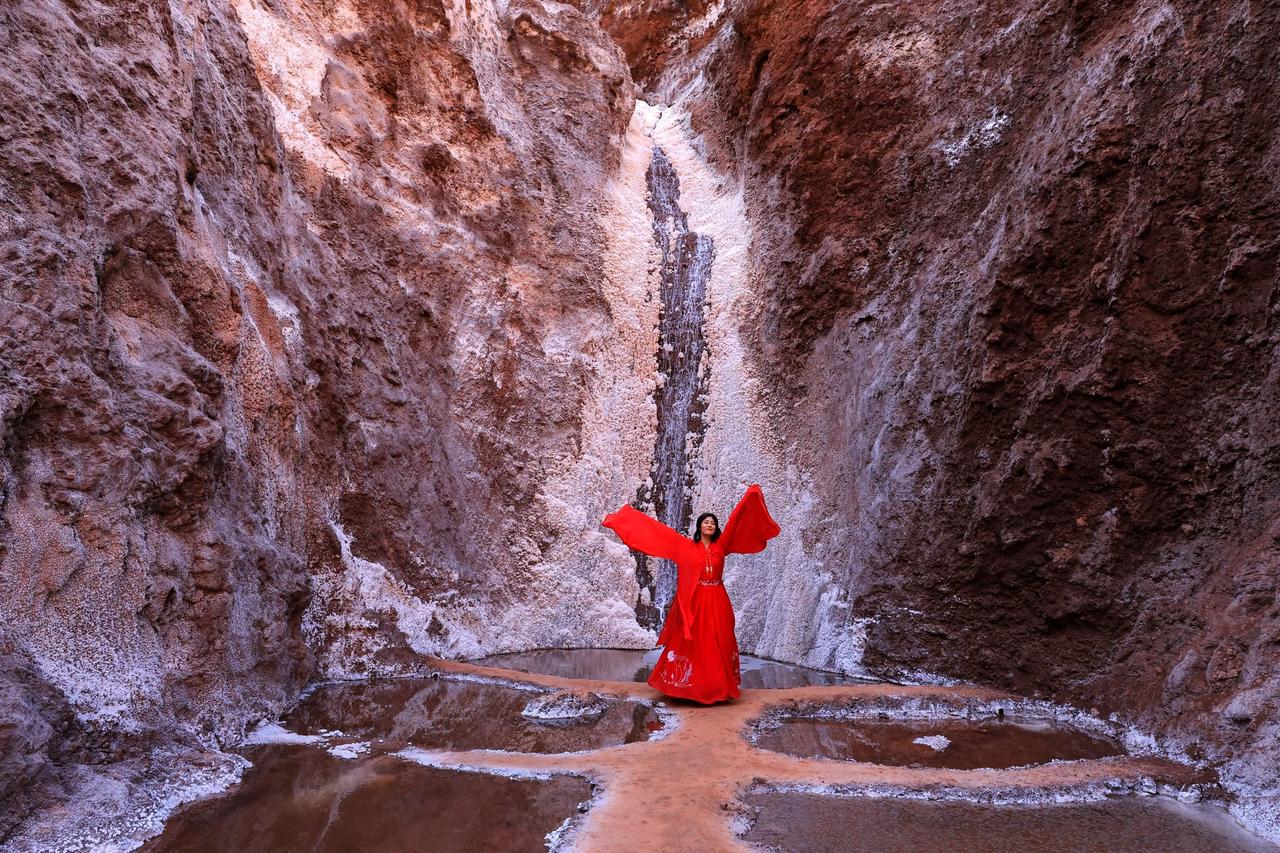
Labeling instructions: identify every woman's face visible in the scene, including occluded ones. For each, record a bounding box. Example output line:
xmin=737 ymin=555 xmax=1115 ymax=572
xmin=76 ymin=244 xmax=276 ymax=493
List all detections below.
xmin=700 ymin=516 xmax=717 ymax=537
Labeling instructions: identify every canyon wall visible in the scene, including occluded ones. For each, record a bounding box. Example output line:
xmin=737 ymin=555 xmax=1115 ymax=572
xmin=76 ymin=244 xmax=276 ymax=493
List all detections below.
xmin=0 ymin=0 xmax=660 ymax=840
xmin=606 ymin=0 xmax=1280 ymax=837
xmin=1 ymin=0 xmax=1277 ymax=844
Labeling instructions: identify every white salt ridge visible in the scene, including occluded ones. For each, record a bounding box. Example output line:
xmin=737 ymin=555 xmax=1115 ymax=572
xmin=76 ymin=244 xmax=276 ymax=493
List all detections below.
xmin=546 ymin=815 xmax=575 ymax=851
xmin=896 ymin=669 xmax=966 ymax=687
xmin=241 ymin=721 xmax=337 ymax=746
xmin=547 ymin=779 xmax=604 ymax=852
xmin=439 ymin=670 xmax=545 ymax=692
xmin=391 ymin=747 xmax=557 ymax=781
xmin=522 ymin=691 xmax=609 ymax=720
xmin=913 ymin=735 xmax=951 ymax=751
xmin=328 ymin=741 xmax=371 ymax=760
xmin=748 ymin=775 xmax=1186 ymax=808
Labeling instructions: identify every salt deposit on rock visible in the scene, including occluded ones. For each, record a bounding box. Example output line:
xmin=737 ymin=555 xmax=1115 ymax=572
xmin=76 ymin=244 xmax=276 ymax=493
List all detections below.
xmin=522 ymin=690 xmax=611 ymax=721
xmin=913 ymin=735 xmax=952 ymax=752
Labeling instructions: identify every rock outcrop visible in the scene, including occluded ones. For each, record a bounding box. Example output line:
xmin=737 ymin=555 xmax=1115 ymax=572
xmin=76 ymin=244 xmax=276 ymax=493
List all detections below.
xmin=614 ymin=0 xmax=1279 ymax=837
xmin=1 ymin=0 xmax=651 ymax=841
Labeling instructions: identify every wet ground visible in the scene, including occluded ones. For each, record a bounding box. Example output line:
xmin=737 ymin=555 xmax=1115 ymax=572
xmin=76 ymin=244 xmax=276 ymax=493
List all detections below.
xmin=470 ymin=647 xmax=876 ymax=688
xmin=754 ymin=716 xmax=1122 ymax=769
xmin=739 ymin=790 xmax=1275 ymax=852
xmin=136 ymin=654 xmax=1276 ymax=852
xmin=286 ymin=676 xmax=662 ymax=753
xmin=145 ymin=745 xmax=592 ymax=852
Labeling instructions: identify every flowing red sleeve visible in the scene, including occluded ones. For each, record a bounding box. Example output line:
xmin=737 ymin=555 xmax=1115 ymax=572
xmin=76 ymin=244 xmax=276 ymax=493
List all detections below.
xmin=718 ymin=484 xmax=781 ymax=555
xmin=602 ymin=505 xmax=692 ymax=562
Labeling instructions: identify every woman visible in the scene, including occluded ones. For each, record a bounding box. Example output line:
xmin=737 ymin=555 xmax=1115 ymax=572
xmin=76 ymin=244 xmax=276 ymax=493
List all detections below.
xmin=602 ymin=484 xmax=781 ymax=704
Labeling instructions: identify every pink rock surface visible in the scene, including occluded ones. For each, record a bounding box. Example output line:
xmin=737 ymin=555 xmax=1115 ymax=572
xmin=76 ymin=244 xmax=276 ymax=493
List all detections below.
xmin=1 ymin=0 xmax=634 ymax=837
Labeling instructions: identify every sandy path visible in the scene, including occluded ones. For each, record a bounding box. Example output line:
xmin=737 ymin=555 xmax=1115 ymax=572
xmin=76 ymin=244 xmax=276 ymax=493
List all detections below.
xmin=419 ymin=657 xmax=1198 ymax=851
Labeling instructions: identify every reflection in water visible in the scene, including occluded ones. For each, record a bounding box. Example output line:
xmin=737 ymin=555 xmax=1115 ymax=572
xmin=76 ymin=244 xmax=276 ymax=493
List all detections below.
xmin=288 ymin=677 xmax=661 ymax=754
xmin=740 ymin=791 xmax=1275 ymax=853
xmin=144 ymin=746 xmax=591 ymax=853
xmin=470 ymin=647 xmax=877 ymax=689
xmin=755 ymin=717 xmax=1123 ymax=769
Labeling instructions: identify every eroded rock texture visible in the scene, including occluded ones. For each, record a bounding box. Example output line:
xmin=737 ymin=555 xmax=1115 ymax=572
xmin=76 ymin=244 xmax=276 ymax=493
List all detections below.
xmin=620 ymin=0 xmax=1279 ymax=837
xmin=1 ymin=0 xmax=649 ymax=840
xmin=2 ymin=0 xmax=1278 ymax=844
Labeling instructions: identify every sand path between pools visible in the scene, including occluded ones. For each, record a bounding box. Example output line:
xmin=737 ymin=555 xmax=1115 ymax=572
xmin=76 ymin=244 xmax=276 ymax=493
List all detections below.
xmin=418 ymin=657 xmax=1202 ymax=851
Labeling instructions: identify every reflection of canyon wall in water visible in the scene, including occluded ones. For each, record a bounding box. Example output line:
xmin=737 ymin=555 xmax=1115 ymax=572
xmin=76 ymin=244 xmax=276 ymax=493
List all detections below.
xmin=1 ymin=0 xmax=1278 ymax=845
xmin=631 ymin=146 xmax=714 ymax=627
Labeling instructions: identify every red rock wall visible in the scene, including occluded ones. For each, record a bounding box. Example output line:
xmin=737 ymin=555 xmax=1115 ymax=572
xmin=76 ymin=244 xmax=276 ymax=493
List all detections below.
xmin=622 ymin=0 xmax=1279 ymax=833
xmin=0 ymin=0 xmax=634 ymax=832
xmin=2 ymin=0 xmax=1278 ymax=841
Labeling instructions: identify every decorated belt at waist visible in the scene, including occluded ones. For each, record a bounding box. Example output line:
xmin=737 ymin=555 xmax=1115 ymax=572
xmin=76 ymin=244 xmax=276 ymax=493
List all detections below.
xmin=698 ymin=578 xmax=722 ymax=586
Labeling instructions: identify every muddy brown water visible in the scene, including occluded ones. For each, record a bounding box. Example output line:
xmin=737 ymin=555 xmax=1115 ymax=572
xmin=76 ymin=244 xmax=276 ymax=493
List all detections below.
xmin=288 ymin=676 xmax=662 ymax=753
xmin=470 ymin=647 xmax=875 ymax=688
xmin=754 ymin=717 xmax=1123 ymax=770
xmin=143 ymin=745 xmax=591 ymax=853
xmin=739 ymin=790 xmax=1277 ymax=852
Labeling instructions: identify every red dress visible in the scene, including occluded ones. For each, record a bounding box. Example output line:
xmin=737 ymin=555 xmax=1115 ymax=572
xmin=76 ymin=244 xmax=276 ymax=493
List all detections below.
xmin=602 ymin=484 xmax=781 ymax=704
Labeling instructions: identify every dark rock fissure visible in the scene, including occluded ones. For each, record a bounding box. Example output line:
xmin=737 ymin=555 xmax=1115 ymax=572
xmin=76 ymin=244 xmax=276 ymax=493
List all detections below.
xmin=633 ymin=145 xmax=715 ymax=630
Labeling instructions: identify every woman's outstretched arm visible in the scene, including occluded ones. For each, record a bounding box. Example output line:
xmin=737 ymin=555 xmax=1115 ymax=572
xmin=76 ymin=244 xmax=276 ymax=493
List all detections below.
xmin=602 ymin=505 xmax=691 ymax=562
xmin=718 ymin=483 xmax=782 ymax=555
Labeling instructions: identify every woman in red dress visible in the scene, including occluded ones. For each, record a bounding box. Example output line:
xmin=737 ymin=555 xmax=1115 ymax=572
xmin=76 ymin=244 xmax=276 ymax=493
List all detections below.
xmin=602 ymin=484 xmax=781 ymax=704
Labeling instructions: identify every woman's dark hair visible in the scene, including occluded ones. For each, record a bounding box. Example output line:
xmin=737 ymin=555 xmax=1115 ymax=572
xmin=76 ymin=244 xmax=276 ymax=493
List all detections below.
xmin=692 ymin=512 xmax=721 ymax=543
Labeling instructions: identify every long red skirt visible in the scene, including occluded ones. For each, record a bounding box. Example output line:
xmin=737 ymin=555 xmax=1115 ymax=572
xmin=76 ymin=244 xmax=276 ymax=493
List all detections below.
xmin=647 ymin=582 xmax=741 ymax=704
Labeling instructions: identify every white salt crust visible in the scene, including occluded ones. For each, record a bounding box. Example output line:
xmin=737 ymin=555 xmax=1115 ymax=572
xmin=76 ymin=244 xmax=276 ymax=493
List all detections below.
xmin=327 ymin=741 xmax=372 ymax=760
xmin=0 ymin=750 xmax=249 ymax=853
xmin=241 ymin=721 xmax=335 ymax=746
xmin=913 ymin=734 xmax=952 ymax=751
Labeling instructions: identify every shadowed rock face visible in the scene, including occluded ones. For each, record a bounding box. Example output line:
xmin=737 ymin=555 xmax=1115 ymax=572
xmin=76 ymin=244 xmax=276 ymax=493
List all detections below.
xmin=612 ymin=0 xmax=1279 ymax=833
xmin=632 ymin=146 xmax=714 ymax=625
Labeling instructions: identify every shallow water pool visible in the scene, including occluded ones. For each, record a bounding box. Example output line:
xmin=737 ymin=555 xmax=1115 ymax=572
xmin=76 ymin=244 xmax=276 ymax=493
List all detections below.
xmin=470 ymin=647 xmax=876 ymax=689
xmin=753 ymin=716 xmax=1123 ymax=769
xmin=739 ymin=790 xmax=1275 ymax=853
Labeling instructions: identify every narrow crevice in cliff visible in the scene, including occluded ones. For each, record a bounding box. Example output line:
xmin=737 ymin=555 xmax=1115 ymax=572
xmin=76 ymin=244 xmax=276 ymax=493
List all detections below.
xmin=632 ymin=145 xmax=715 ymax=629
